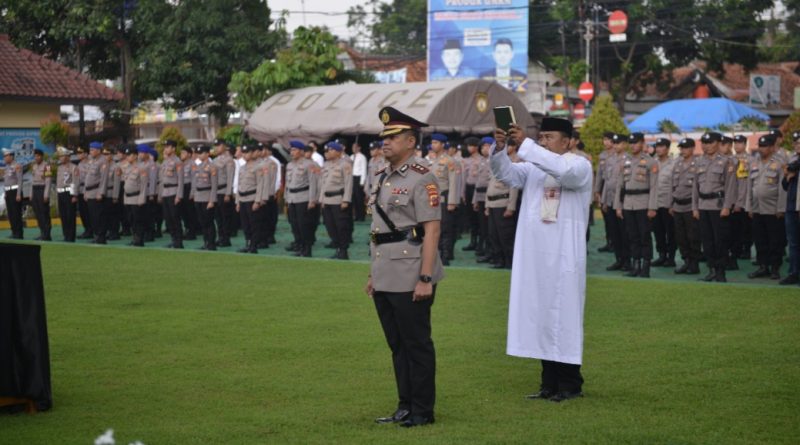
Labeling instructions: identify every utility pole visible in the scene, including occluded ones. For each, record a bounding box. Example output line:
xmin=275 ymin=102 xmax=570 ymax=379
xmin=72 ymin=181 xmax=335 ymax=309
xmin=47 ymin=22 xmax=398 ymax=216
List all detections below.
xmin=584 ymin=19 xmax=592 ymax=82
xmin=559 ymin=20 xmax=571 ymax=113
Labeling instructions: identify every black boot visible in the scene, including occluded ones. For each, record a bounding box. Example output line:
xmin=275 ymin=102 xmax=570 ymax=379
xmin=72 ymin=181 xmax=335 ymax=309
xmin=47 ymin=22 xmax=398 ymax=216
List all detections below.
xmin=674 ymin=262 xmax=689 ymax=274
xmin=625 ymin=260 xmax=641 ymax=277
xmin=338 ymin=248 xmax=349 ymax=260
xmin=238 ymin=241 xmax=251 ymax=253
xmin=663 ymin=252 xmax=676 ymax=267
xmin=686 ymin=259 xmax=701 ymax=275
xmin=700 ymin=267 xmax=716 ymax=282
xmin=639 ymin=260 xmax=651 ymax=278
xmin=748 ymin=265 xmax=769 ymax=279
xmin=462 ymin=235 xmax=477 ymax=251
xmin=726 ymin=256 xmax=739 ymax=271
xmin=715 ymin=267 xmax=727 ymax=283
xmin=779 ymin=273 xmax=799 ymax=285
xmin=621 ymin=258 xmax=633 ymax=272
xmin=285 ymin=242 xmax=298 ymax=252
xmin=606 ymin=258 xmax=623 ymax=271
xmin=769 ymin=265 xmax=781 ymax=280
xmin=301 ymin=245 xmax=312 ymax=257
xmin=651 ymin=252 xmax=666 ymax=267
xmin=597 ymin=243 xmax=613 ymax=253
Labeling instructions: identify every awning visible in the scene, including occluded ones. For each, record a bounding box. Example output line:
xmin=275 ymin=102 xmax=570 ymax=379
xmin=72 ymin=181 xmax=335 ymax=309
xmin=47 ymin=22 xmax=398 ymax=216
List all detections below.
xmin=627 ymin=98 xmax=770 ymax=133
xmin=246 ymin=79 xmax=536 ymax=143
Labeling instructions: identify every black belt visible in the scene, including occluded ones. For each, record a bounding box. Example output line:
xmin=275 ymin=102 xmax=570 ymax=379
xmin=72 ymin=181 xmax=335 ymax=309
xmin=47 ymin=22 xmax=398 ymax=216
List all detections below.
xmin=289 ymin=185 xmax=310 ymax=193
xmin=125 ymin=191 xmax=140 ymax=197
xmin=487 ymin=193 xmax=509 ymax=201
xmin=196 ymin=186 xmax=211 ymax=192
xmin=624 ymin=188 xmax=650 ymax=195
xmin=370 ymin=226 xmax=425 ymax=246
xmin=476 ymin=187 xmax=487 ymax=193
xmin=239 ymin=190 xmax=256 ymax=197
xmin=324 ymin=189 xmax=344 ymax=197
xmin=85 ymin=184 xmax=99 ymax=191
xmin=163 ymin=183 xmax=178 ymax=188
xmin=217 ymin=183 xmax=227 ymax=188
xmin=33 ymin=184 xmax=45 ymax=188
xmin=699 ymin=191 xmax=724 ymax=200
xmin=673 ymin=197 xmax=692 ymax=205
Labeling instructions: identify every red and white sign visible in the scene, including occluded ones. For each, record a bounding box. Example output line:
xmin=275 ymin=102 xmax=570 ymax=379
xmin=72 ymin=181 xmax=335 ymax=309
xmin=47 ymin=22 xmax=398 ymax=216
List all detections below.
xmin=608 ymin=10 xmax=628 ymax=34
xmin=574 ymin=102 xmax=585 ymax=119
xmin=579 ymin=82 xmax=594 ymax=102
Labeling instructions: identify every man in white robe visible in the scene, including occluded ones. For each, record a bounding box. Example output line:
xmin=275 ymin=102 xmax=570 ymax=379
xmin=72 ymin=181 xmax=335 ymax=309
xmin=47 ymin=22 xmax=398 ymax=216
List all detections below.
xmin=491 ymin=117 xmax=593 ymax=402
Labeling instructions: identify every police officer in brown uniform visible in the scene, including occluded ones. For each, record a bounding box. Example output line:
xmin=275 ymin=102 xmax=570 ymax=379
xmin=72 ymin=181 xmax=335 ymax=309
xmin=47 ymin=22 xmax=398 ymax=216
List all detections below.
xmin=484 ymin=142 xmax=520 ymax=269
xmin=285 ymin=140 xmax=320 ymax=257
xmin=212 ymin=139 xmax=236 ymax=247
xmin=605 ymin=134 xmax=632 ymax=271
xmin=428 ymin=133 xmax=459 ymax=265
xmin=29 ymin=148 xmax=53 ymax=240
xmin=76 ymin=145 xmax=94 ymax=239
xmin=158 ymin=139 xmax=184 ymax=249
xmin=102 ymin=146 xmax=120 ymax=240
xmin=235 ymin=144 xmax=265 ymax=254
xmin=670 ymin=138 xmax=701 ymax=274
xmin=319 ymin=140 xmax=353 ymax=259
xmin=122 ymin=145 xmax=149 ymax=247
xmin=471 ymin=140 xmax=492 ymax=262
xmin=746 ymin=134 xmax=787 ymax=280
xmin=179 ymin=146 xmax=199 ymax=240
xmin=2 ymin=147 xmax=24 ymax=239
xmin=191 ymin=145 xmax=218 ymax=250
xmin=692 ymin=132 xmax=738 ymax=282
xmin=54 ymin=146 xmax=78 ymax=242
xmin=615 ymin=132 xmax=659 ymax=278
xmin=651 ymin=138 xmax=676 ymax=267
xmin=366 ymin=106 xmax=444 ymax=428
xmin=594 ymin=132 xmax=616 ymax=252
xmin=460 ymin=137 xmax=482 ymax=251
xmin=731 ymin=135 xmax=752 ymax=260
xmin=84 ymin=142 xmax=110 ymax=244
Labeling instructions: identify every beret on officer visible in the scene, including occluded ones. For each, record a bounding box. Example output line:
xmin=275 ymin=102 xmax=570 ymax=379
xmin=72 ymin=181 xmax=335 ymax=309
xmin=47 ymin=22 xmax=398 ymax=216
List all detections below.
xmin=701 ymin=132 xmax=722 ymax=143
xmin=758 ymin=134 xmax=775 ymax=147
xmin=325 ymin=140 xmax=344 ymax=151
xmin=628 ymin=132 xmax=645 ymax=144
xmin=480 ymin=136 xmax=495 ymax=145
xmin=378 ymin=106 xmax=428 ymax=138
xmin=654 ymin=138 xmax=671 ymax=147
xmin=678 ymin=138 xmax=695 ymax=148
xmin=540 ymin=117 xmax=573 ymax=136
xmin=431 ymin=133 xmax=448 ymax=143
xmin=733 ymin=135 xmax=747 ymax=143
xmin=289 ymin=140 xmax=305 ymax=150
xmin=136 ymin=143 xmax=151 ymax=153
xmin=89 ymin=141 xmax=103 ymax=150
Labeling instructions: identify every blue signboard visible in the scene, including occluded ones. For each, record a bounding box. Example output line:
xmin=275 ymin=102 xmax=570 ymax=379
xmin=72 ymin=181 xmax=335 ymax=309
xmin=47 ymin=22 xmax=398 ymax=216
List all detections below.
xmin=0 ymin=128 xmax=46 ymax=166
xmin=427 ymin=0 xmax=529 ymax=92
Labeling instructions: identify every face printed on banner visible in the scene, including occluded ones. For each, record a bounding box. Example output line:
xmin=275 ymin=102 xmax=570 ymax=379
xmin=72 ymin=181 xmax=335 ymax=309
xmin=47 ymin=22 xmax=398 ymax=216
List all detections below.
xmin=493 ymin=42 xmax=514 ymax=69
xmin=442 ymin=48 xmax=463 ymax=73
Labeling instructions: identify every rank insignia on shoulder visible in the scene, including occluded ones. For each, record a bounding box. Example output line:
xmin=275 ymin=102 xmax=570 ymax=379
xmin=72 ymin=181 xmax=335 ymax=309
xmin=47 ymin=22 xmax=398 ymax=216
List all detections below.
xmin=400 ymin=164 xmax=409 ymax=173
xmin=410 ymin=163 xmax=429 ymax=174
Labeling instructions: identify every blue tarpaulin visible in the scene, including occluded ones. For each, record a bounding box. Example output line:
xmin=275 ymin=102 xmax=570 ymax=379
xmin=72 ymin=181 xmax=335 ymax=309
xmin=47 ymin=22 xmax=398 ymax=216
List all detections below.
xmin=627 ymin=98 xmax=770 ymax=133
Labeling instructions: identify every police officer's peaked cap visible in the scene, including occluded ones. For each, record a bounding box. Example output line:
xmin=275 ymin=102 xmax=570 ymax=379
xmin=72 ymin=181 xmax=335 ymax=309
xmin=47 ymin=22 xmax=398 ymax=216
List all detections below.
xmin=213 ymin=138 xmax=226 ymax=146
xmin=602 ymin=131 xmax=615 ymax=139
xmin=769 ymin=129 xmax=783 ymax=138
xmin=628 ymin=132 xmax=645 ymax=143
xmin=34 ymin=148 xmax=44 ymax=156
xmin=75 ymin=146 xmax=86 ymax=154
xmin=792 ymin=131 xmax=800 ymax=142
xmin=701 ymin=132 xmax=722 ymax=143
xmin=369 ymin=140 xmax=383 ymax=149
xmin=464 ymin=136 xmax=480 ymax=146
xmin=678 ymin=138 xmax=695 ymax=148
xmin=241 ymin=144 xmax=256 ymax=153
xmin=183 ymin=145 xmax=194 ymax=153
xmin=721 ymin=136 xmax=733 ymax=144
xmin=101 ymin=146 xmax=113 ymax=155
xmin=123 ymin=145 xmax=138 ymax=155
xmin=196 ymin=145 xmax=212 ymax=153
xmin=163 ymin=139 xmax=178 ymax=147
xmin=431 ymin=133 xmax=447 ymax=142
xmin=611 ymin=133 xmax=628 ymax=143
xmin=654 ymin=138 xmax=671 ymax=147
xmin=289 ymin=140 xmax=305 ymax=150
xmin=1 ymin=147 xmax=12 ymax=156
xmin=378 ymin=107 xmax=428 ymax=138
xmin=758 ymin=135 xmax=775 ymax=147
xmin=540 ymin=117 xmax=573 ymax=136
xmin=733 ymin=135 xmax=747 ymax=143
xmin=56 ymin=146 xmax=72 ymax=156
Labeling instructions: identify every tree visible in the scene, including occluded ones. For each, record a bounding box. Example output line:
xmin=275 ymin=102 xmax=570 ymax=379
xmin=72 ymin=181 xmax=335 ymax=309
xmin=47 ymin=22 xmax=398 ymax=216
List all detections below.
xmin=779 ymin=111 xmax=800 ymax=151
xmin=580 ymin=94 xmax=628 ymax=161
xmin=228 ymin=27 xmax=361 ymax=112
xmin=346 ymin=0 xmax=426 ymax=55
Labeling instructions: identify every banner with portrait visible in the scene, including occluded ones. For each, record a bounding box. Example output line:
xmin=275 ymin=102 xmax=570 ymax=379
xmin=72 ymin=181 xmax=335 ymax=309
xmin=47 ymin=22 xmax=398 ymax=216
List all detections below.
xmin=427 ymin=0 xmax=529 ymax=92
xmin=0 ymin=129 xmax=45 ymax=167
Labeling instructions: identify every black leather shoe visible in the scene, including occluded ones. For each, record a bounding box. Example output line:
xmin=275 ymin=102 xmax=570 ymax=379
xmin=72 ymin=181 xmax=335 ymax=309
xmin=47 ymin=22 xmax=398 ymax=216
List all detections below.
xmin=651 ymin=255 xmax=666 ymax=267
xmin=597 ymin=244 xmax=613 ymax=253
xmin=748 ymin=266 xmax=769 ymax=279
xmin=525 ymin=389 xmax=556 ymax=400
xmin=779 ymin=273 xmax=799 ymax=285
xmin=674 ymin=263 xmax=689 ymax=274
xmin=700 ymin=268 xmax=716 ymax=282
xmin=400 ymin=415 xmax=435 ymax=428
xmin=606 ymin=260 xmax=623 ymax=271
xmin=375 ymin=409 xmax=410 ymax=424
xmin=550 ymin=391 xmax=583 ymax=403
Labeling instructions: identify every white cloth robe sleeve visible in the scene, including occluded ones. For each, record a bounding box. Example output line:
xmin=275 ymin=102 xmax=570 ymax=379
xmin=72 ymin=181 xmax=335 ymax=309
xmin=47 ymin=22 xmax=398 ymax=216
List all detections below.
xmin=490 ymin=137 xmax=593 ymax=365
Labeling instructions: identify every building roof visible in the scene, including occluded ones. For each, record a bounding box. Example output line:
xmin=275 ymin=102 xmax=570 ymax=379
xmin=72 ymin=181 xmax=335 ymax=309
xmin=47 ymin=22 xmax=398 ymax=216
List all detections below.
xmin=340 ymin=45 xmax=427 ymax=82
xmin=0 ymin=34 xmax=123 ymax=104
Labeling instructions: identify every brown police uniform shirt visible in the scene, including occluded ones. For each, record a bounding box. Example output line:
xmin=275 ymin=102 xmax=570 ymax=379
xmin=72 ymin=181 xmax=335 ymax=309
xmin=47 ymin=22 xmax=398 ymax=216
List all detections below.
xmin=430 ymin=152 xmax=459 ymax=206
xmin=122 ymin=161 xmax=149 ymax=206
xmin=319 ymin=157 xmax=353 ymax=205
xmin=158 ymin=155 xmax=184 ymax=199
xmin=614 ymin=153 xmax=658 ymax=211
xmin=213 ymin=152 xmax=236 ymax=196
xmin=56 ymin=162 xmax=79 ymax=196
xmin=191 ymin=159 xmax=218 ymax=203
xmin=83 ymin=156 xmax=109 ymax=200
xmin=670 ymin=157 xmax=697 ymax=213
xmin=601 ymin=152 xmax=623 ymax=208
xmin=369 ymin=157 xmax=444 ymax=293
xmin=691 ymin=153 xmax=737 ymax=212
xmin=236 ymin=160 xmax=263 ymax=204
xmin=485 ymin=171 xmax=519 ymax=211
xmin=285 ymin=158 xmax=319 ymax=204
xmin=31 ymin=161 xmax=53 ymax=200
xmin=655 ymin=157 xmax=675 ymax=209
xmin=746 ymin=156 xmax=787 ymax=215
xmin=471 ymin=156 xmax=491 ymax=204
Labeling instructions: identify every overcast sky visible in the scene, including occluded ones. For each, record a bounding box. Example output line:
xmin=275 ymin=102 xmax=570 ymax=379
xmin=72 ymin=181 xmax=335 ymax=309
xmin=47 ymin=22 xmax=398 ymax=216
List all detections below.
xmin=268 ymin=0 xmax=365 ymax=40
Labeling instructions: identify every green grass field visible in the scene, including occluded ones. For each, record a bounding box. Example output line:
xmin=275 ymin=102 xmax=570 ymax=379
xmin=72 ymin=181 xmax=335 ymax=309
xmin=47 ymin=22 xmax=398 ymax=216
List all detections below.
xmin=1 ymin=242 xmax=798 ymax=444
